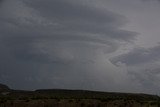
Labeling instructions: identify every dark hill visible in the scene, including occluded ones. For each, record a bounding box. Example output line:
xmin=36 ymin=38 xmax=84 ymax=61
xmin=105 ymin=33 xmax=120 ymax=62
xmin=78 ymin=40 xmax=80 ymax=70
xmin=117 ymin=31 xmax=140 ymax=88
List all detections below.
xmin=0 ymin=83 xmax=10 ymax=92
xmin=35 ymin=89 xmax=159 ymax=101
xmin=0 ymin=84 xmax=160 ymax=107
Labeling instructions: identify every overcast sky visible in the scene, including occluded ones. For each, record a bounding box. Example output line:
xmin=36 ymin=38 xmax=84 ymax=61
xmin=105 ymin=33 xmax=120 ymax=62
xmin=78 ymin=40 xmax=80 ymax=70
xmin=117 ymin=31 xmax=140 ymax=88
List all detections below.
xmin=0 ymin=0 xmax=160 ymax=94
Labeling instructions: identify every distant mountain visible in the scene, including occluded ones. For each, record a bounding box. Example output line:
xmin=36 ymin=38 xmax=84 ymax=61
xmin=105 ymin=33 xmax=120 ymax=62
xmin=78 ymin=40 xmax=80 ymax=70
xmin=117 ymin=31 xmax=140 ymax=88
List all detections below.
xmin=0 ymin=83 xmax=10 ymax=92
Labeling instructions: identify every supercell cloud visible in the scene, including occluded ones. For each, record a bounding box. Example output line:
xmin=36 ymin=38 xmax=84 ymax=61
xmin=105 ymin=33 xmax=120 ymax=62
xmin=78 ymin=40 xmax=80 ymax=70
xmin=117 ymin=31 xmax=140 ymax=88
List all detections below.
xmin=0 ymin=0 xmax=160 ymax=94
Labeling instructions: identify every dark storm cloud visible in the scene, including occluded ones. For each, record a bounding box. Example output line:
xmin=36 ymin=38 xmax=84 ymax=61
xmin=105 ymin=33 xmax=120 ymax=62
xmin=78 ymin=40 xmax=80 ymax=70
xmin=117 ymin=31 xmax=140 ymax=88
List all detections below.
xmin=0 ymin=0 xmax=137 ymax=90
xmin=110 ymin=44 xmax=160 ymax=66
xmin=1 ymin=0 xmax=136 ymax=42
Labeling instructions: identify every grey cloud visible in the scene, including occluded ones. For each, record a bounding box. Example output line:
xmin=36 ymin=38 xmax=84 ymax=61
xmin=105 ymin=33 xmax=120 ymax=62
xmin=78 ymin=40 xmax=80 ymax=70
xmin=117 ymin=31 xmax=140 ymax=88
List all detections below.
xmin=0 ymin=0 xmax=137 ymax=90
xmin=126 ymin=64 xmax=160 ymax=94
xmin=110 ymin=44 xmax=160 ymax=66
xmin=110 ymin=44 xmax=160 ymax=94
xmin=0 ymin=0 xmax=137 ymax=64
xmin=141 ymin=0 xmax=160 ymax=2
xmin=1 ymin=0 xmax=136 ymax=41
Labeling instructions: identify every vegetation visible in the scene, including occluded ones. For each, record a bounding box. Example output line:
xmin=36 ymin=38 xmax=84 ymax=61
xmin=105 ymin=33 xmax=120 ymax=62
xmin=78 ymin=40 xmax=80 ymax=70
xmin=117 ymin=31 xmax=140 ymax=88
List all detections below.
xmin=0 ymin=84 xmax=160 ymax=107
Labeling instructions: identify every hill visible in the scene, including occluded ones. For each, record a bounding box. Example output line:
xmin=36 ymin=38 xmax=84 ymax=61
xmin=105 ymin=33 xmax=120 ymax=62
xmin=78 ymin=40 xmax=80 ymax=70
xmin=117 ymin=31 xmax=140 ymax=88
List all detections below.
xmin=0 ymin=83 xmax=10 ymax=92
xmin=0 ymin=84 xmax=160 ymax=107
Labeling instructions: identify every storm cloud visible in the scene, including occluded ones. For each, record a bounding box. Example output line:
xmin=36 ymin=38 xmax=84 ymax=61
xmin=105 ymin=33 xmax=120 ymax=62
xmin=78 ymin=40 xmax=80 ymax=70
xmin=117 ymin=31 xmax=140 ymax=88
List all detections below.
xmin=110 ymin=44 xmax=160 ymax=66
xmin=0 ymin=0 xmax=138 ymax=91
xmin=1 ymin=0 xmax=160 ymax=94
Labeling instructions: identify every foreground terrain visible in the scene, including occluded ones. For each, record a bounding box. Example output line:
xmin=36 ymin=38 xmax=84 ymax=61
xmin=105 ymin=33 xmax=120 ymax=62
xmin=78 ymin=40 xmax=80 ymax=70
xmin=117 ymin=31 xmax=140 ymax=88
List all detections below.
xmin=0 ymin=83 xmax=160 ymax=107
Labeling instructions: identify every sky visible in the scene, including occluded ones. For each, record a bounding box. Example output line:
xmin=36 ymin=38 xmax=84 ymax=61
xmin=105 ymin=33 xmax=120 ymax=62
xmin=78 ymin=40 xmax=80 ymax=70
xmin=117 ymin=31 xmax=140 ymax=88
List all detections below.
xmin=0 ymin=0 xmax=160 ymax=94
